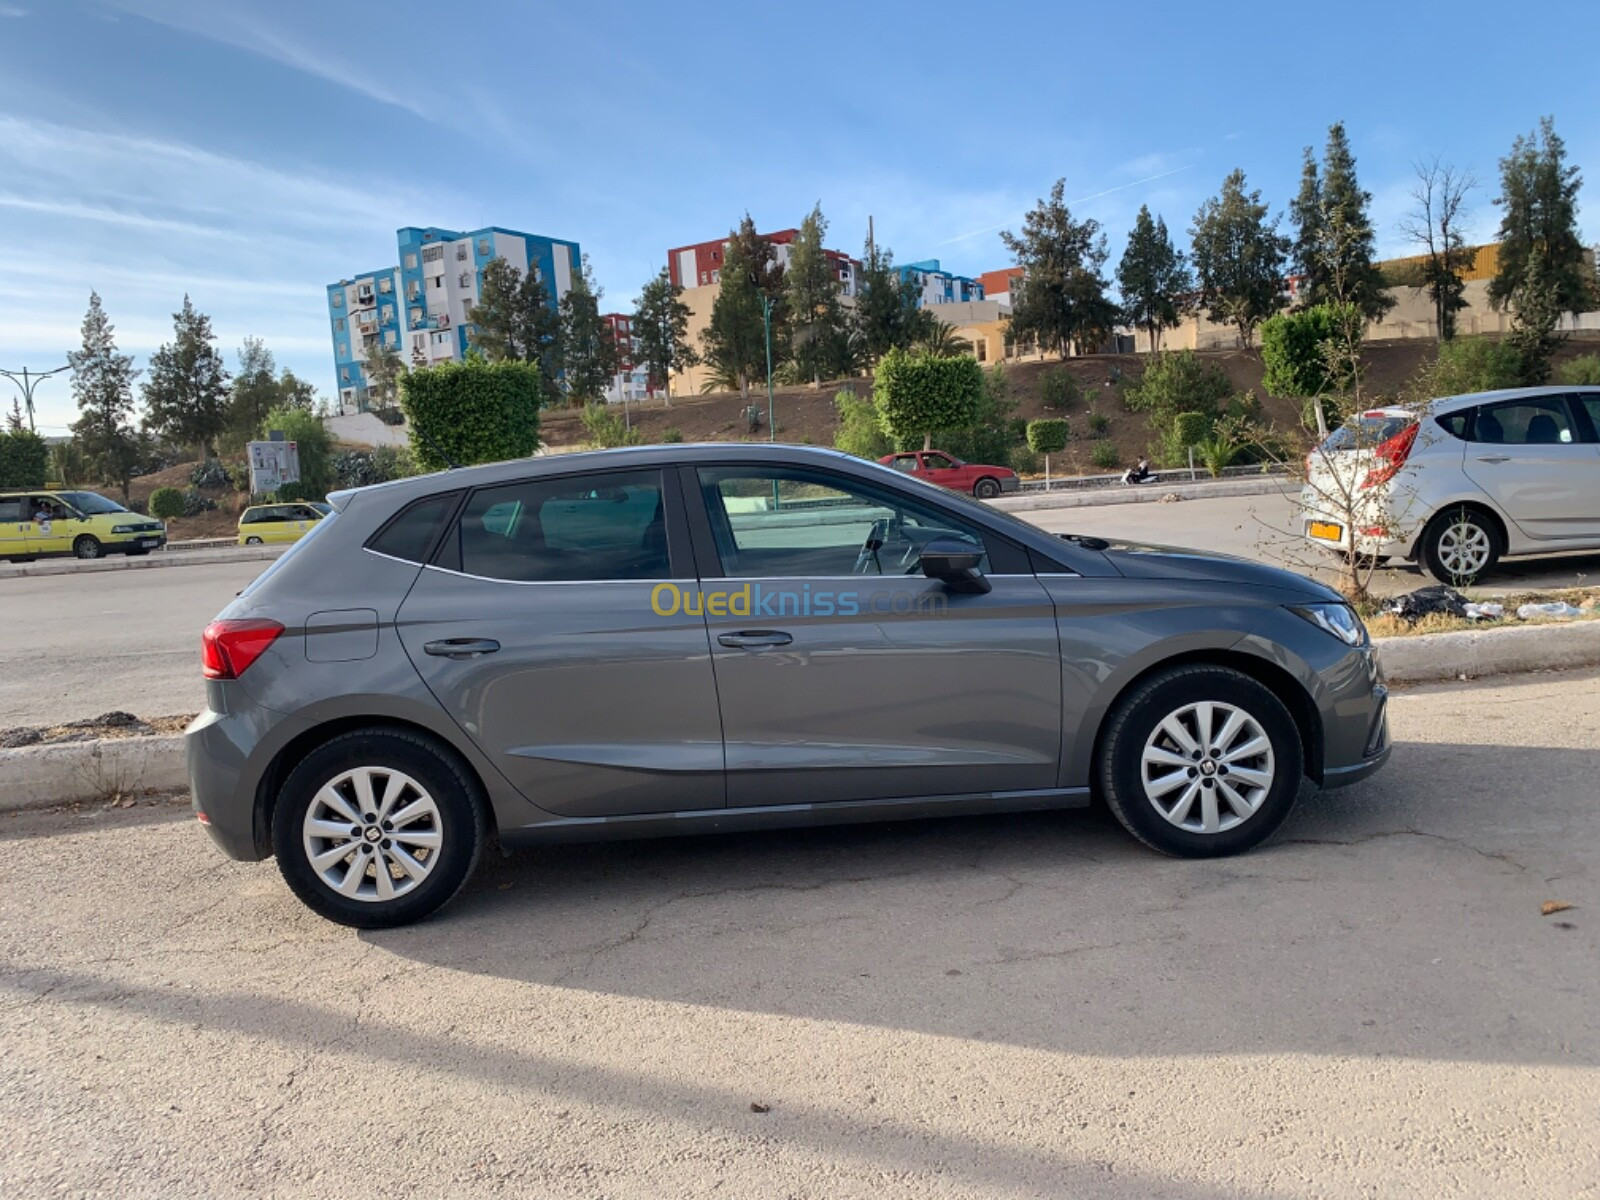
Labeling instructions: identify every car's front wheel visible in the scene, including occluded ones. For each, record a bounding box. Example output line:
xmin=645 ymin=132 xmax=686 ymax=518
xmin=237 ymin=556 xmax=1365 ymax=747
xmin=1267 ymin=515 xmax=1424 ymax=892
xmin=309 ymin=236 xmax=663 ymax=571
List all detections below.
xmin=973 ymin=477 xmax=1001 ymax=499
xmin=272 ymin=729 xmax=485 ymax=928
xmin=1420 ymin=507 xmax=1499 ymax=586
xmin=1098 ymin=665 xmax=1303 ymax=857
xmin=73 ymin=535 xmax=102 ymax=559
xmin=244 ymin=536 xmax=263 ymax=545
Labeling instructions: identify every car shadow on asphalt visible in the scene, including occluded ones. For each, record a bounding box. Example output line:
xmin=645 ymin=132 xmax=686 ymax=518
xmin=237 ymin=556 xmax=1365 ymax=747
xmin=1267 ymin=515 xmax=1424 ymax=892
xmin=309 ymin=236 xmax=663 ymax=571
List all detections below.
xmin=362 ymin=737 xmax=1596 ymax=1070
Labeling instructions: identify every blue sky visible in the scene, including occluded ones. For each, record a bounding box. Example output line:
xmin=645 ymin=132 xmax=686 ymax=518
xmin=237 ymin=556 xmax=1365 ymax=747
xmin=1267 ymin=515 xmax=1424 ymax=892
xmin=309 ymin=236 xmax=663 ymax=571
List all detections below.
xmin=2 ymin=0 xmax=1597 ymax=434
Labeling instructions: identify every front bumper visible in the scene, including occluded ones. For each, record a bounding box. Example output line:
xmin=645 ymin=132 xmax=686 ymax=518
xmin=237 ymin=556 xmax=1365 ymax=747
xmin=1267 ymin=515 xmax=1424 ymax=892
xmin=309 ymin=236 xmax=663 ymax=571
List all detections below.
xmin=112 ymin=533 xmax=166 ymax=553
xmin=1000 ymin=476 xmax=1020 ymax=493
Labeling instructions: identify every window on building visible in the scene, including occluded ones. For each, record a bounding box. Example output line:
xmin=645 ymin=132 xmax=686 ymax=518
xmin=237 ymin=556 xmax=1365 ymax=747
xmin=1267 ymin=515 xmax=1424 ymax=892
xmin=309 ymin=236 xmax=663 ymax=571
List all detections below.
xmin=711 ymin=269 xmax=720 ymax=283
xmin=338 ymin=342 xmax=348 ymax=358
xmin=380 ymin=305 xmax=393 ymax=321
xmin=477 ymin=238 xmax=491 ymax=256
xmin=334 ymin=318 xmax=346 ymax=332
xmin=407 ymin=281 xmax=421 ymax=301
xmin=385 ymin=331 xmax=398 ymax=347
xmin=404 ymin=253 xmax=418 ymax=269
xmin=431 ymin=276 xmax=443 ymax=289
xmin=459 ymin=271 xmax=472 ymax=289
xmin=456 ymin=244 xmax=468 ymax=261
xmin=699 ymin=271 xmax=707 ymax=285
xmin=340 ymin=367 xmax=350 ymax=382
xmin=331 ymin=293 xmax=344 ymax=308
xmin=378 ymin=278 xmax=392 ymax=293
xmin=422 ymin=245 xmax=444 ymax=264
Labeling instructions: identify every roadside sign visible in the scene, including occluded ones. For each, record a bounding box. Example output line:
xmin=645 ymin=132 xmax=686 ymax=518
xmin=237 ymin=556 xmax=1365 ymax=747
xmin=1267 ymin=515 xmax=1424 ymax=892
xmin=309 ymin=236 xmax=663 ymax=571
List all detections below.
xmin=247 ymin=440 xmax=301 ymax=494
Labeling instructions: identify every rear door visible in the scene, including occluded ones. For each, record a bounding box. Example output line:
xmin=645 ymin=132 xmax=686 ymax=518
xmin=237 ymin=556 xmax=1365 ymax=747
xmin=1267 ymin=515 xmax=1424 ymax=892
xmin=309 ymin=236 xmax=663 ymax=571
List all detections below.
xmin=687 ymin=462 xmax=1062 ymax=808
xmin=396 ymin=466 xmax=726 ymax=818
xmin=1460 ymin=395 xmax=1600 ymax=543
xmin=0 ymin=497 xmax=27 ymax=559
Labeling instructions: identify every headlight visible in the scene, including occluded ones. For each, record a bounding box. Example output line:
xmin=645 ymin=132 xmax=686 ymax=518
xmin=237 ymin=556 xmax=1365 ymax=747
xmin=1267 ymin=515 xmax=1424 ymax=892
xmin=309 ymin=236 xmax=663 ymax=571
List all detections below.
xmin=1291 ymin=602 xmax=1367 ymax=646
xmin=111 ymin=525 xmax=134 ymax=534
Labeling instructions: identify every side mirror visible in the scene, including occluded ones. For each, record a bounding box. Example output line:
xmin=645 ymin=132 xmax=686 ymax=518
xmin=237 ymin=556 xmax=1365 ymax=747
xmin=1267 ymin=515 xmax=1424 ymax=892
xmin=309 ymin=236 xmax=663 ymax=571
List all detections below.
xmin=919 ymin=537 xmax=991 ymax=594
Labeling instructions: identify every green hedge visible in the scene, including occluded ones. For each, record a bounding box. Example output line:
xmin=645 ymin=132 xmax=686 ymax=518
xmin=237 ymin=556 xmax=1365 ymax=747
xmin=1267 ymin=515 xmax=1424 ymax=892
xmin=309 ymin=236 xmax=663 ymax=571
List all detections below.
xmin=0 ymin=428 xmax=49 ymax=488
xmin=873 ymin=348 xmax=982 ymax=450
xmin=400 ymin=358 xmax=542 ymax=471
xmin=1259 ymin=303 xmax=1358 ymax=397
xmin=1025 ymin=418 xmax=1069 ymax=456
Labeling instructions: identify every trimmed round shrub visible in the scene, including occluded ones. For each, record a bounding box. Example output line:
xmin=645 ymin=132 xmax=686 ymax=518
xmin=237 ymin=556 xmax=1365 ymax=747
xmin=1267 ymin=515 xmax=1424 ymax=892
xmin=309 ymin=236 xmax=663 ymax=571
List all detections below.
xmin=148 ymin=487 xmax=185 ymax=520
xmin=1025 ymin=418 xmax=1070 ymax=456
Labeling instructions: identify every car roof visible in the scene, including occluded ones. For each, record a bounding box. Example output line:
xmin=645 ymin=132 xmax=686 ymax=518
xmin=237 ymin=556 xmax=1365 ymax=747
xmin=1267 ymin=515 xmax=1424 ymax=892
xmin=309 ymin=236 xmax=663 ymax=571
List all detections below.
xmin=1429 ymin=384 xmax=1600 ymax=414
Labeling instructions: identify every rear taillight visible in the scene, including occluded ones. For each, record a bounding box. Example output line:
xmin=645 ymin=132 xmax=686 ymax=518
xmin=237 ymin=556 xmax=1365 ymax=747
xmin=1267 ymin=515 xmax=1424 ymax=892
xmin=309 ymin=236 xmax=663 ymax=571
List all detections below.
xmin=201 ymin=619 xmax=284 ymax=679
xmin=1360 ymin=423 xmax=1419 ymax=490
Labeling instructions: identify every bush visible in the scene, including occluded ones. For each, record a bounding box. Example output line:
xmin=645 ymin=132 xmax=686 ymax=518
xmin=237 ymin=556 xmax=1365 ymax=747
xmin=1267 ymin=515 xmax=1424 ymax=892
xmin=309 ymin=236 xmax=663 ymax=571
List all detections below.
xmin=225 ymin=462 xmax=252 ymax=493
xmin=331 ymin=445 xmax=418 ymax=490
xmin=1091 ymin=441 xmax=1121 ymax=470
xmin=188 ymin=460 xmax=229 ymax=490
xmin=0 ymin=428 xmax=49 ymax=488
xmin=1121 ymin=351 xmax=1231 ymax=420
xmin=260 ymin=405 xmax=335 ymax=496
xmin=660 ymin=427 xmax=684 ymax=444
xmin=1555 ymin=354 xmax=1600 ymax=386
xmin=182 ymin=487 xmax=216 ymax=516
xmin=1428 ymin=336 xmax=1523 ymax=397
xmin=274 ymin=481 xmax=310 ymax=503
xmin=400 ymin=358 xmax=542 ymax=471
xmin=1025 ymin=418 xmax=1069 ymax=456
xmin=1039 ymin=367 xmax=1078 ymax=411
xmin=148 ymin=487 xmax=186 ymax=521
xmin=1158 ymin=411 xmax=1213 ymax=468
xmin=1009 ymin=447 xmax=1040 ymax=475
xmin=1195 ymin=433 xmax=1240 ymax=477
xmin=1086 ymin=410 xmax=1111 ymax=439
xmin=833 ymin=389 xmax=892 ymax=459
xmin=933 ymin=365 xmax=1023 ymax=468
xmin=873 ymin=348 xmax=982 ymax=450
xmin=580 ymin=403 xmax=642 ymax=449
xmin=1259 ymin=303 xmax=1359 ymax=397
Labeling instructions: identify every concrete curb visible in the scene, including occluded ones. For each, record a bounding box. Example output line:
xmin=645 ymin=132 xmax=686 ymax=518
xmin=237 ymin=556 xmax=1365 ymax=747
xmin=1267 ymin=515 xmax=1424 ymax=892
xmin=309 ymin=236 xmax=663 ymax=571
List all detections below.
xmin=0 ymin=545 xmax=284 ymax=579
xmin=991 ymin=477 xmax=1288 ymax=512
xmin=0 ymin=734 xmax=187 ymax=813
xmin=5 ymin=622 xmax=1600 ymax=813
xmin=1374 ymin=619 xmax=1600 ymax=684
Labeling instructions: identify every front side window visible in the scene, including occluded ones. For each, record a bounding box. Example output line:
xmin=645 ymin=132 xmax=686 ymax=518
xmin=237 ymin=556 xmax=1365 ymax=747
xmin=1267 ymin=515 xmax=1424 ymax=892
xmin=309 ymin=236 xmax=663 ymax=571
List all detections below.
xmin=697 ymin=467 xmax=987 ymax=579
xmin=454 ymin=471 xmax=669 ymax=582
xmin=1471 ymin=397 xmax=1576 ymax=445
xmin=922 ymin=453 xmax=957 ymax=470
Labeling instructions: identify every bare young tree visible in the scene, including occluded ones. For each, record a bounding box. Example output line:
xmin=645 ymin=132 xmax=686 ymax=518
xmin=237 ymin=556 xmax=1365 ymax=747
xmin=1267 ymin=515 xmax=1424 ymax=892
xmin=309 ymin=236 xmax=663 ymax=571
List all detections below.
xmin=1400 ymin=157 xmax=1477 ymax=341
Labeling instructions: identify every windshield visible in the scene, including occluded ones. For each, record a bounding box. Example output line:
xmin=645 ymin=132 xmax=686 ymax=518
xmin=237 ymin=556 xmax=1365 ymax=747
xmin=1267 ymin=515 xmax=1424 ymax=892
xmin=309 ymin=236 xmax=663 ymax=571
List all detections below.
xmin=57 ymin=491 xmax=129 ymax=515
xmin=1319 ymin=415 xmax=1413 ymax=453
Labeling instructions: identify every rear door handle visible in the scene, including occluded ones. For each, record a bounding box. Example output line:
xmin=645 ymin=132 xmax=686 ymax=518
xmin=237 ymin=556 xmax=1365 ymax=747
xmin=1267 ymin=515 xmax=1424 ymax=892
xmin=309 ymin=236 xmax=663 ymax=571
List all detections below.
xmin=1475 ymin=454 xmax=1510 ymax=464
xmin=717 ymin=630 xmax=793 ymax=649
xmin=424 ymin=638 xmax=501 ymax=659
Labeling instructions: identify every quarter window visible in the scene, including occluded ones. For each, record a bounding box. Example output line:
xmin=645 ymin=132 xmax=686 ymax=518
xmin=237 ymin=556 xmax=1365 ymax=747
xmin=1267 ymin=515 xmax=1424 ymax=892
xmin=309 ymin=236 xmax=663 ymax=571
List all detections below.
xmin=454 ymin=471 xmax=669 ymax=582
xmin=1470 ymin=397 xmax=1576 ymax=445
xmin=368 ymin=494 xmax=459 ymax=563
xmin=696 ymin=467 xmax=987 ymax=579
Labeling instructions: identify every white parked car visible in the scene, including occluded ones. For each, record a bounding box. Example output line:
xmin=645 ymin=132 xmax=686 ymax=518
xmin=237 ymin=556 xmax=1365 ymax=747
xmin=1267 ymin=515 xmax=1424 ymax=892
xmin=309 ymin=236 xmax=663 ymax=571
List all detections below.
xmin=1301 ymin=386 xmax=1600 ymax=585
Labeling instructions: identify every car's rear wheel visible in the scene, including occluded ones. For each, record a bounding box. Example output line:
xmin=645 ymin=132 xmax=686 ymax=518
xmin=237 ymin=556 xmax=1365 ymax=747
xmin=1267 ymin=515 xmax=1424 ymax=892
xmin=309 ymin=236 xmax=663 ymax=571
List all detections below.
xmin=1098 ymin=665 xmax=1303 ymax=857
xmin=272 ymin=729 xmax=485 ymax=928
xmin=245 ymin=536 xmax=263 ymax=545
xmin=973 ymin=477 xmax=1001 ymax=499
xmin=1420 ymin=507 xmax=1499 ymax=586
xmin=73 ymin=535 xmax=102 ymax=559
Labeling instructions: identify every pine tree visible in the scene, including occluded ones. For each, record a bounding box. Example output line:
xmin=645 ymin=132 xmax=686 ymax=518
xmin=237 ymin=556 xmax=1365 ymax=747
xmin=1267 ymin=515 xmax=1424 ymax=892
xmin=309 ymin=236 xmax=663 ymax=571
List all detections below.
xmin=1289 ymin=148 xmax=1322 ymax=294
xmin=467 ymin=256 xmax=562 ymax=403
xmin=785 ymin=203 xmax=847 ymax=385
xmin=632 ymin=267 xmax=697 ymax=401
xmin=1290 ymin=125 xmax=1392 ymax=321
xmin=1000 ymin=179 xmax=1118 ymax=357
xmin=142 ymin=295 xmax=230 ymax=457
xmin=362 ymin=337 xmax=406 ymax=413
xmin=558 ymin=255 xmax=618 ymax=406
xmin=701 ymin=215 xmax=783 ymax=397
xmin=855 ymin=237 xmax=919 ymax=361
xmin=1488 ymin=117 xmax=1591 ymax=318
xmin=1190 ymin=170 xmax=1291 ymax=348
xmin=67 ymin=292 xmax=141 ymax=501
xmin=1116 ymin=206 xmax=1193 ymax=352
xmin=225 ymin=337 xmax=278 ymax=450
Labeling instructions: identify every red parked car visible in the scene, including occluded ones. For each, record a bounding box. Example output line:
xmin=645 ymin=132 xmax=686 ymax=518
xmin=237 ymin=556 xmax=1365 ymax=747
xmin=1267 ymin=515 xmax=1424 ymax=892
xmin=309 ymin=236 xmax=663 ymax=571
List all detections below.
xmin=879 ymin=450 xmax=1020 ymax=499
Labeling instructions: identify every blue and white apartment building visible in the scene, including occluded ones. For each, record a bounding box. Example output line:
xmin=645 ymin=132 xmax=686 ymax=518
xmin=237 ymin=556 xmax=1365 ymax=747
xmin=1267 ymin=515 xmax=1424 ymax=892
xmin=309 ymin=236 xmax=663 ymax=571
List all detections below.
xmin=894 ymin=259 xmax=985 ymax=307
xmin=326 ymin=225 xmax=581 ymax=412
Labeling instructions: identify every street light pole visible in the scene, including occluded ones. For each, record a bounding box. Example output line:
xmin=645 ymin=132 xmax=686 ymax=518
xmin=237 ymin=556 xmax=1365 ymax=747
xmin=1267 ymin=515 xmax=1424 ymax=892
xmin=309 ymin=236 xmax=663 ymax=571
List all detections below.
xmin=0 ymin=364 xmax=70 ymax=433
xmin=760 ymin=293 xmax=775 ymax=443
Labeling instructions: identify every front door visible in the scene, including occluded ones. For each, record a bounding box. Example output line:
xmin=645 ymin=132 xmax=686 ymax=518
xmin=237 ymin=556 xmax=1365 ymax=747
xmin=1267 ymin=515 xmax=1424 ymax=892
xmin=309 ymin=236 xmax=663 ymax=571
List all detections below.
xmin=917 ymin=452 xmax=967 ymax=491
xmin=397 ymin=467 xmax=726 ymax=818
xmin=24 ymin=496 xmax=74 ymax=555
xmin=688 ymin=463 xmax=1061 ymax=808
xmin=1461 ymin=395 xmax=1600 ymax=542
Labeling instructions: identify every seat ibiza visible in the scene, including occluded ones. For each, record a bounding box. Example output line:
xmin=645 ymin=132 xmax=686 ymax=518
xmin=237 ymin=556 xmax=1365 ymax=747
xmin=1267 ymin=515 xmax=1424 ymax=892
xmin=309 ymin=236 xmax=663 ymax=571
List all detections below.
xmin=188 ymin=443 xmax=1390 ymax=927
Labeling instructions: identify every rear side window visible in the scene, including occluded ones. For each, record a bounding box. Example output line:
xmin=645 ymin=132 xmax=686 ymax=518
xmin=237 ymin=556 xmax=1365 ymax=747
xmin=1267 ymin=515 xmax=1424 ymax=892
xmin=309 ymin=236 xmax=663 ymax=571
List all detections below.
xmin=1320 ymin=415 xmax=1412 ymax=452
xmin=1434 ymin=411 xmax=1471 ymax=440
xmin=455 ymin=470 xmax=669 ymax=583
xmin=0 ymin=499 xmax=21 ymax=522
xmin=369 ymin=494 xmax=457 ymax=563
xmin=1470 ymin=397 xmax=1576 ymax=445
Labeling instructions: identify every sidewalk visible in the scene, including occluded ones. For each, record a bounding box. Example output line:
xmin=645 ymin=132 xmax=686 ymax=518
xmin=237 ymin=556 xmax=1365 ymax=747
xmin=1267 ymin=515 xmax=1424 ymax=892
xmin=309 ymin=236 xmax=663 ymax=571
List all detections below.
xmin=990 ymin=475 xmax=1290 ymax=513
xmin=0 ymin=543 xmax=285 ymax=579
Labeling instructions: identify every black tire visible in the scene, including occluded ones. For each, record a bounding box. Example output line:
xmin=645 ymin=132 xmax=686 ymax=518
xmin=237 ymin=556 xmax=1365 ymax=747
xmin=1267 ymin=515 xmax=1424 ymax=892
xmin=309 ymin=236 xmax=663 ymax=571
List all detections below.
xmin=1419 ymin=507 xmax=1500 ymax=587
xmin=245 ymin=536 xmax=263 ymax=545
xmin=272 ymin=728 xmax=486 ymax=928
xmin=73 ymin=535 xmax=102 ymax=560
xmin=1098 ymin=665 xmax=1304 ymax=858
xmin=973 ymin=477 xmax=1001 ymax=499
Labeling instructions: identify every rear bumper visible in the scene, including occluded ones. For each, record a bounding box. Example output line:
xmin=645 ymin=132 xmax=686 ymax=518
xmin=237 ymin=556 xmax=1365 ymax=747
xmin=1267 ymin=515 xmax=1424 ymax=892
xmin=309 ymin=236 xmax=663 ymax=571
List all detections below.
xmin=186 ymin=690 xmax=299 ymax=861
xmin=1298 ymin=490 xmax=1418 ymax=559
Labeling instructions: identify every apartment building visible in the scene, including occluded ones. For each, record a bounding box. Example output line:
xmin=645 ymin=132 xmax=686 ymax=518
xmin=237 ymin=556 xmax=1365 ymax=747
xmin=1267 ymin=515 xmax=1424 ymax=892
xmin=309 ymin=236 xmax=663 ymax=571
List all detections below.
xmin=667 ymin=228 xmax=861 ymax=297
xmin=895 ymin=259 xmax=984 ymax=307
xmin=602 ymin=312 xmax=649 ymax=403
xmin=326 ymin=225 xmax=581 ymax=412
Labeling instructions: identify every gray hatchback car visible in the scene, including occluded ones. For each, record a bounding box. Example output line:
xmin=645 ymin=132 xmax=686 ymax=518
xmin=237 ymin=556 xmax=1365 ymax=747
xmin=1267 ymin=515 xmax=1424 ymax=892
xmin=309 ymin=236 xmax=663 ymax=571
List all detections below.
xmin=189 ymin=443 xmax=1390 ymax=927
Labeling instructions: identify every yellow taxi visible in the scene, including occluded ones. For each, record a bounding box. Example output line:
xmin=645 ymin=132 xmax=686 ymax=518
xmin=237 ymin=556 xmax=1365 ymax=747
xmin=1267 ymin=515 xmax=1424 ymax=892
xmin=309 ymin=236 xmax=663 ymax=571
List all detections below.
xmin=237 ymin=501 xmax=330 ymax=545
xmin=0 ymin=489 xmax=167 ymax=561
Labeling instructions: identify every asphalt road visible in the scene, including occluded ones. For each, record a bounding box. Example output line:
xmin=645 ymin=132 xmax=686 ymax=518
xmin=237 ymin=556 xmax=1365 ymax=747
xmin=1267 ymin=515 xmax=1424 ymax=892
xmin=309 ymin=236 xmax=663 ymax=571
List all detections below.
xmin=3 ymin=491 xmax=1598 ymax=727
xmin=2 ymin=668 xmax=1596 ymax=1197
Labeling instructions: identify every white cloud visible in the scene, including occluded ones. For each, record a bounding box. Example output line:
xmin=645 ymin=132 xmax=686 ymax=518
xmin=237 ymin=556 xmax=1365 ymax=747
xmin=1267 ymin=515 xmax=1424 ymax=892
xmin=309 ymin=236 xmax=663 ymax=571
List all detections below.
xmin=0 ymin=4 xmax=28 ymax=16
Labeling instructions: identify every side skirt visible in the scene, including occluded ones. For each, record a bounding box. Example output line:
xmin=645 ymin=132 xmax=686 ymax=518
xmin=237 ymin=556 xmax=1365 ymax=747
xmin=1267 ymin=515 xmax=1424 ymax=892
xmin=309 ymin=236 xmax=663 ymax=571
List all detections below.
xmin=498 ymin=786 xmax=1092 ymax=848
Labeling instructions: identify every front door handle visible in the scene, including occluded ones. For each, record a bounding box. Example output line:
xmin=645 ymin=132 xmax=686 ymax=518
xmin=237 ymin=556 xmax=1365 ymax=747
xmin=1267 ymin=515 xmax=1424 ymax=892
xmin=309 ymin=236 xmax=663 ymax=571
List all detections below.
xmin=1475 ymin=454 xmax=1511 ymax=464
xmin=424 ymin=637 xmax=501 ymax=659
xmin=717 ymin=630 xmax=793 ymax=649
